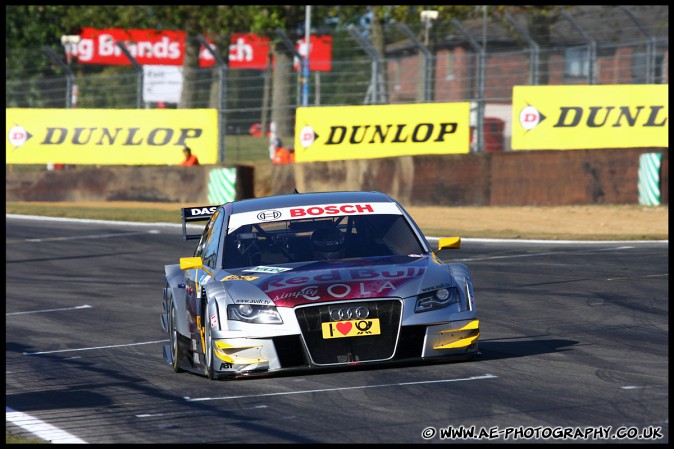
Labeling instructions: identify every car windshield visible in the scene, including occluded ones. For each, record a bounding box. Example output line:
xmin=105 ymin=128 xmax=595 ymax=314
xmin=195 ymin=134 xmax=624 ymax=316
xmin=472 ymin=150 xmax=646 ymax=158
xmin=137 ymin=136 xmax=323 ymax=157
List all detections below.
xmin=223 ymin=213 xmax=426 ymax=269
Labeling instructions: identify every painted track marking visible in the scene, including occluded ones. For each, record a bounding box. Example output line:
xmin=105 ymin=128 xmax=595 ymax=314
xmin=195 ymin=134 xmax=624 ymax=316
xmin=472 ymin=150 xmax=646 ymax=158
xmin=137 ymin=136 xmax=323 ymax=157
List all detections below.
xmin=185 ymin=374 xmax=498 ymax=402
xmin=6 ymin=407 xmax=87 ymax=444
xmin=6 ymin=230 xmax=159 ymax=244
xmin=7 ymin=304 xmax=92 ymax=316
xmin=22 ymin=340 xmax=169 ymax=356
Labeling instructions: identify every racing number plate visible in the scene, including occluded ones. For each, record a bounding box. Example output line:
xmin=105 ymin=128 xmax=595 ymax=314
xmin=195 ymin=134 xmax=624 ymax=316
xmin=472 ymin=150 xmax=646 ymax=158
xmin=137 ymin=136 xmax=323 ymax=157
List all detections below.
xmin=321 ymin=319 xmax=381 ymax=339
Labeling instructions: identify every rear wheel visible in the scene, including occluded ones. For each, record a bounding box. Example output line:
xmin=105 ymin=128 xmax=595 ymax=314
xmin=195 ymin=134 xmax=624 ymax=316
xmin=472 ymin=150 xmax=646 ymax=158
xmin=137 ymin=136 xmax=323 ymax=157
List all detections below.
xmin=169 ymin=303 xmax=184 ymax=373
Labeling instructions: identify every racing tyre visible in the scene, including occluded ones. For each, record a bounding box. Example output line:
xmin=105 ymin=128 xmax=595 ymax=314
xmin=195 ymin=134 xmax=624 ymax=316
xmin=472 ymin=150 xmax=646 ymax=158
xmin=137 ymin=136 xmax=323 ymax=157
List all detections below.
xmin=169 ymin=303 xmax=185 ymax=373
xmin=204 ymin=319 xmax=220 ymax=380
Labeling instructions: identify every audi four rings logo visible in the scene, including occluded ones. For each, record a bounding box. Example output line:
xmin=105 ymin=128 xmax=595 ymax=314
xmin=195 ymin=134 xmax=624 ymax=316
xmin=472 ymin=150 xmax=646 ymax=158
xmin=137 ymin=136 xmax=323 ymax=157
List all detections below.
xmin=257 ymin=210 xmax=282 ymax=221
xmin=330 ymin=306 xmax=370 ymax=321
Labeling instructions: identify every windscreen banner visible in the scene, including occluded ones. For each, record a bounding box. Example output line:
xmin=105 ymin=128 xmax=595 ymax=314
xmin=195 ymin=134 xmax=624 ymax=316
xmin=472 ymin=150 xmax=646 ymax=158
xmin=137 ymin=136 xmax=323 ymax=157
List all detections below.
xmin=511 ymin=84 xmax=668 ymax=150
xmin=6 ymin=108 xmax=218 ymax=165
xmin=294 ymin=102 xmax=470 ymax=162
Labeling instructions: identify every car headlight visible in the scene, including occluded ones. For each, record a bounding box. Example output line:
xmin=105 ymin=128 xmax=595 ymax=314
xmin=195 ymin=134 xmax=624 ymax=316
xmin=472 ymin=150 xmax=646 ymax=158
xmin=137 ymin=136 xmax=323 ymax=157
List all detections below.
xmin=414 ymin=287 xmax=461 ymax=313
xmin=227 ymin=304 xmax=283 ymax=324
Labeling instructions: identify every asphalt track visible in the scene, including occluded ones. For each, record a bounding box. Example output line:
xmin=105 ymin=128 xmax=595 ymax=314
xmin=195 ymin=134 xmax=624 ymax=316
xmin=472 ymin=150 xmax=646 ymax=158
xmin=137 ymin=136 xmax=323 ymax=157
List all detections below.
xmin=5 ymin=215 xmax=669 ymax=444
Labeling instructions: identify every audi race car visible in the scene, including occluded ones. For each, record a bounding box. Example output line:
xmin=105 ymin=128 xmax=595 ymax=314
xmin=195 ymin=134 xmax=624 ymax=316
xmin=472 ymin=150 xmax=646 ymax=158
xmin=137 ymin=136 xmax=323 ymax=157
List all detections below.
xmin=161 ymin=191 xmax=479 ymax=380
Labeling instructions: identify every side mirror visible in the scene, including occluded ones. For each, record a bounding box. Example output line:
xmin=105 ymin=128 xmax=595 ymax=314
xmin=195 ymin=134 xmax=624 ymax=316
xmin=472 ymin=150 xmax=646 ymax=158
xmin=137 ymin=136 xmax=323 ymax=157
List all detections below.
xmin=435 ymin=237 xmax=461 ymax=255
xmin=180 ymin=256 xmax=204 ymax=270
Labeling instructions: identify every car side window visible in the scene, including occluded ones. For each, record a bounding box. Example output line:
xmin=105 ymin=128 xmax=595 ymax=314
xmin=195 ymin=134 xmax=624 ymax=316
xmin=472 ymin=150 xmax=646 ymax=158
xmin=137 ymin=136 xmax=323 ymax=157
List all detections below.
xmin=200 ymin=210 xmax=224 ymax=269
xmin=194 ymin=214 xmax=213 ymax=258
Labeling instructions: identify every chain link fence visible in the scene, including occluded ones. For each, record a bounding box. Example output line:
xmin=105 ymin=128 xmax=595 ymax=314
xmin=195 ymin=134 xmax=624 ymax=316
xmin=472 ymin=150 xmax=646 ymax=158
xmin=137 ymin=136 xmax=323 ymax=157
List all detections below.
xmin=5 ymin=5 xmax=668 ymax=164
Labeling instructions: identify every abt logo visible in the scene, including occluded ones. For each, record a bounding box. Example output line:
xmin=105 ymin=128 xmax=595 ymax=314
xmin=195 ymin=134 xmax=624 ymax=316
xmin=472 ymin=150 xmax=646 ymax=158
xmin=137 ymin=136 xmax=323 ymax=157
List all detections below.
xmin=8 ymin=125 xmax=32 ymax=148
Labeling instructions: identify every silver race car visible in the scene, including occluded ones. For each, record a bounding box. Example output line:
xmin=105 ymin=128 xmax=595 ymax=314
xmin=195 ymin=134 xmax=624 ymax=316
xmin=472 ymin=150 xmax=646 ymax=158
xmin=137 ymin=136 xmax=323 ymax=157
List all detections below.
xmin=161 ymin=191 xmax=479 ymax=380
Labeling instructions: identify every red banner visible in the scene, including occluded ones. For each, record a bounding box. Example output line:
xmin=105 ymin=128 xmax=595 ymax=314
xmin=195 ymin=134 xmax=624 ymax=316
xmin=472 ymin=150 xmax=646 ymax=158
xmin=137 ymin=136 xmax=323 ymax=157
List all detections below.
xmin=66 ymin=28 xmax=271 ymax=69
xmin=294 ymin=35 xmax=333 ymax=72
xmin=227 ymin=33 xmax=270 ymax=70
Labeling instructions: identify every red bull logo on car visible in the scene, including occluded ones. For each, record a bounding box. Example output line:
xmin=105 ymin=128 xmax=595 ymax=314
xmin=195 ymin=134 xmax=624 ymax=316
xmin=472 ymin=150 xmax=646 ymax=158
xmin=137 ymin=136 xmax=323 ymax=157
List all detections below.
xmin=260 ymin=266 xmax=426 ymax=306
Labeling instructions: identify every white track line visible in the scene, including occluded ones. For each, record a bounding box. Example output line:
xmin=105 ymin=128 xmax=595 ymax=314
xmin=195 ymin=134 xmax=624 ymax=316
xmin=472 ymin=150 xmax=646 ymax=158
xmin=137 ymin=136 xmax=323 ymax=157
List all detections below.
xmin=22 ymin=340 xmax=169 ymax=356
xmin=451 ymin=246 xmax=637 ymax=262
xmin=7 ymin=304 xmax=92 ymax=316
xmin=185 ymin=374 xmax=498 ymax=402
xmin=6 ymin=407 xmax=87 ymax=444
xmin=6 ymin=214 xmax=200 ymax=229
xmin=8 ymin=214 xmax=667 ymax=243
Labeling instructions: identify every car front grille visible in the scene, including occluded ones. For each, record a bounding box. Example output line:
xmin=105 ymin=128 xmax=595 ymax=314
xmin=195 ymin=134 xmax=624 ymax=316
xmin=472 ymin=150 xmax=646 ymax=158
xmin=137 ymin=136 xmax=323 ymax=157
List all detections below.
xmin=295 ymin=299 xmax=402 ymax=365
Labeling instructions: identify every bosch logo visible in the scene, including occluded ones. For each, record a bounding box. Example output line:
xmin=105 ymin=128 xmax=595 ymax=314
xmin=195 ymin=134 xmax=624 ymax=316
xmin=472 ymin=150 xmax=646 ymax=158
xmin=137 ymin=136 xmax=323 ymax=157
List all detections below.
xmin=257 ymin=210 xmax=282 ymax=221
xmin=330 ymin=306 xmax=369 ymax=321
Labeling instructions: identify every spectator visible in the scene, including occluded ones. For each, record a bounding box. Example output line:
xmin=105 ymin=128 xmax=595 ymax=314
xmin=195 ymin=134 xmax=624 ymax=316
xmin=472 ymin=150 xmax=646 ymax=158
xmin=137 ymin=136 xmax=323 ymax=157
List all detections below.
xmin=272 ymin=138 xmax=291 ymax=165
xmin=180 ymin=146 xmax=199 ymax=166
xmin=288 ymin=146 xmax=295 ymax=163
xmin=269 ymin=138 xmax=282 ymax=161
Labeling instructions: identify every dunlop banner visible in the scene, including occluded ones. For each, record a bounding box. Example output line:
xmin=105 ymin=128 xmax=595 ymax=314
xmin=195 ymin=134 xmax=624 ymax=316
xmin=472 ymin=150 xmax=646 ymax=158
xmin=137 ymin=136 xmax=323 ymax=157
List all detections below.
xmin=512 ymin=84 xmax=668 ymax=150
xmin=6 ymin=108 xmax=218 ymax=164
xmin=294 ymin=102 xmax=470 ymax=162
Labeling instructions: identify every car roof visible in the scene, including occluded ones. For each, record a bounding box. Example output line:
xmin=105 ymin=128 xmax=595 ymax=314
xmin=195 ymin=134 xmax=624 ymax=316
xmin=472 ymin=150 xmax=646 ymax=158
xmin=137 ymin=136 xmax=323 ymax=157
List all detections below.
xmin=228 ymin=191 xmax=396 ymax=214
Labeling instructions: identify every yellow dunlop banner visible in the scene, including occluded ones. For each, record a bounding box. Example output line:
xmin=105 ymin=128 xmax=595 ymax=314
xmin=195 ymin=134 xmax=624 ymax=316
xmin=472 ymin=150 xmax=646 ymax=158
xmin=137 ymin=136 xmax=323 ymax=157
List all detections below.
xmin=512 ymin=84 xmax=668 ymax=150
xmin=6 ymin=108 xmax=218 ymax=164
xmin=294 ymin=102 xmax=470 ymax=162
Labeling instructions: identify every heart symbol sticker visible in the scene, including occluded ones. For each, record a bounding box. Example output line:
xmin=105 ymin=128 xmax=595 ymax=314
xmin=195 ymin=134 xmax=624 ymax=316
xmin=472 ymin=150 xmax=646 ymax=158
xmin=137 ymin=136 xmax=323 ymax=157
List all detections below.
xmin=336 ymin=322 xmax=352 ymax=335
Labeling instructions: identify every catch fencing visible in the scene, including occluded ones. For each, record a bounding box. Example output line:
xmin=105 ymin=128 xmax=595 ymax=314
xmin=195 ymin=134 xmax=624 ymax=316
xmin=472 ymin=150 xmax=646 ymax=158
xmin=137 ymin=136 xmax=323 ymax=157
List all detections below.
xmin=5 ymin=5 xmax=669 ymax=164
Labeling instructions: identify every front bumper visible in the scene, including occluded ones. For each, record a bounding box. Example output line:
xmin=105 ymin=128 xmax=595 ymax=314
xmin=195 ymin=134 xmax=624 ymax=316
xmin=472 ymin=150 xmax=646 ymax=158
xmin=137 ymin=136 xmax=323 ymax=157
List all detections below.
xmin=208 ymin=318 xmax=480 ymax=377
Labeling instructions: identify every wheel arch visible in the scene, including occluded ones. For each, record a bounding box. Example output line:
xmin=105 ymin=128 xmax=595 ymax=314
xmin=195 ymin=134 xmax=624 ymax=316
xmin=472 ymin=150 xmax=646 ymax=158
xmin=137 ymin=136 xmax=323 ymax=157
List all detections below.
xmin=165 ymin=264 xmax=190 ymax=337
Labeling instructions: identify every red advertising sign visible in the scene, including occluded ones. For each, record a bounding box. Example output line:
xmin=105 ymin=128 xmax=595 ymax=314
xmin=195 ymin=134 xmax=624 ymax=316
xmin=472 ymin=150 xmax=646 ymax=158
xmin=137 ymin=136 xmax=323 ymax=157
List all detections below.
xmin=66 ymin=28 xmax=271 ymax=70
xmin=294 ymin=35 xmax=333 ymax=72
xmin=227 ymin=33 xmax=270 ymax=70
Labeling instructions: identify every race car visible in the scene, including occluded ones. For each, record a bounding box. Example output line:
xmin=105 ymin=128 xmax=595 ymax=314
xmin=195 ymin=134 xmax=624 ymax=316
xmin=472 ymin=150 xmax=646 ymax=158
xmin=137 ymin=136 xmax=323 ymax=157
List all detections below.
xmin=160 ymin=190 xmax=479 ymax=380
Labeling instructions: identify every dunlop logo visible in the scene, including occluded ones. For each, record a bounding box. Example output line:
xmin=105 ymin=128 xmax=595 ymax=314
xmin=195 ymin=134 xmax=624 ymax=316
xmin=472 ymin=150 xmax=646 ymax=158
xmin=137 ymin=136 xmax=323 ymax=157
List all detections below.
xmin=553 ymin=106 xmax=667 ymax=128
xmin=39 ymin=127 xmax=204 ymax=146
xmin=325 ymin=123 xmax=458 ymax=145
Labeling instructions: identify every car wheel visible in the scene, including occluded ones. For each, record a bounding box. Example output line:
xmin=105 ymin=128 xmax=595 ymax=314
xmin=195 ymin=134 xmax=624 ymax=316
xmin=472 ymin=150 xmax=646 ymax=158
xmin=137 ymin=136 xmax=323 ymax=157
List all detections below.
xmin=169 ymin=303 xmax=184 ymax=373
xmin=204 ymin=320 xmax=219 ymax=380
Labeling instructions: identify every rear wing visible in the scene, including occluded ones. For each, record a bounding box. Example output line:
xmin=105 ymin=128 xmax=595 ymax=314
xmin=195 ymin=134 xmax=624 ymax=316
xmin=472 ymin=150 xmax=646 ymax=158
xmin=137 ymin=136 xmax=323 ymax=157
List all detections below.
xmin=181 ymin=205 xmax=218 ymax=240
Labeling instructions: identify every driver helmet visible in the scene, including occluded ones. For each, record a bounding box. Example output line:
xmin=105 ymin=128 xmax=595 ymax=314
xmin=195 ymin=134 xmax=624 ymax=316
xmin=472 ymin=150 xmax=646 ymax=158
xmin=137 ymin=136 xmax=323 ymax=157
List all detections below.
xmin=311 ymin=227 xmax=345 ymax=259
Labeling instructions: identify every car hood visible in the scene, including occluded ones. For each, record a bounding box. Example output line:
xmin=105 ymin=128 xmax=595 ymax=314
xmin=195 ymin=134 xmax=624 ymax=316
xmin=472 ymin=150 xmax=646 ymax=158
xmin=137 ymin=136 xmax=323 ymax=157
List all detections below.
xmin=223 ymin=255 xmax=451 ymax=307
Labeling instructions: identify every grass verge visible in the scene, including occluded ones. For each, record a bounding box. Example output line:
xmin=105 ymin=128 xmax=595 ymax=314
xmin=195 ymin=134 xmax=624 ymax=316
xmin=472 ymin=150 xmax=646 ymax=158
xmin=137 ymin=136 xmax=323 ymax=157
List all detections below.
xmin=6 ymin=201 xmax=668 ymax=241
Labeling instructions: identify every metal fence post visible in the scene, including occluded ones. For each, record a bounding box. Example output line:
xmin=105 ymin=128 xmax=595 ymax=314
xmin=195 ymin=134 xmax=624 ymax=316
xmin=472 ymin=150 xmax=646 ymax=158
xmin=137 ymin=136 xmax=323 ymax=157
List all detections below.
xmin=347 ymin=24 xmax=385 ymax=104
xmin=620 ymin=6 xmax=656 ymax=84
xmin=396 ymin=23 xmax=433 ymax=102
xmin=451 ymin=19 xmax=485 ymax=153
xmin=198 ymin=35 xmax=228 ymax=164
xmin=43 ymin=47 xmax=75 ymax=108
xmin=504 ymin=12 xmax=540 ymax=86
xmin=275 ymin=29 xmax=304 ymax=107
xmin=116 ymin=42 xmax=144 ymax=108
xmin=561 ymin=10 xmax=596 ymax=85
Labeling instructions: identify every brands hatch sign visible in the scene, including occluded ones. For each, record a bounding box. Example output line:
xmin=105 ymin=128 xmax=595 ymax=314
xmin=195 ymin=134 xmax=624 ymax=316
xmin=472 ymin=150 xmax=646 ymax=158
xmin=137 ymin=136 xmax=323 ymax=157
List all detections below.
xmin=65 ymin=28 xmax=332 ymax=71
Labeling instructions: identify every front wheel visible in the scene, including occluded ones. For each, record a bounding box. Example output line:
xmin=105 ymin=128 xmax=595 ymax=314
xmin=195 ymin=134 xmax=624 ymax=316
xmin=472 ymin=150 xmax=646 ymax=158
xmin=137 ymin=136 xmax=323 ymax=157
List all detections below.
xmin=204 ymin=320 xmax=220 ymax=380
xmin=169 ymin=303 xmax=184 ymax=373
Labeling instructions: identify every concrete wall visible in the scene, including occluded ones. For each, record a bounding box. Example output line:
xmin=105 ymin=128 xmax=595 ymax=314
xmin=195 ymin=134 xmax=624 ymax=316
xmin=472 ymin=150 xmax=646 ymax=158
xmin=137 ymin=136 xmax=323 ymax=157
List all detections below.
xmin=273 ymin=148 xmax=669 ymax=206
xmin=6 ymin=165 xmax=254 ymax=203
xmin=6 ymin=148 xmax=668 ymax=206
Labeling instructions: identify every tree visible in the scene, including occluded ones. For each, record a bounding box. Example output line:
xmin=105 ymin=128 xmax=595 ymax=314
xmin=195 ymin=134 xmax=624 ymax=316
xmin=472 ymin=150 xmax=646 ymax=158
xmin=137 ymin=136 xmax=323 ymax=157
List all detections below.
xmin=248 ymin=5 xmax=303 ymax=143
